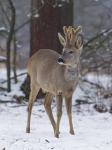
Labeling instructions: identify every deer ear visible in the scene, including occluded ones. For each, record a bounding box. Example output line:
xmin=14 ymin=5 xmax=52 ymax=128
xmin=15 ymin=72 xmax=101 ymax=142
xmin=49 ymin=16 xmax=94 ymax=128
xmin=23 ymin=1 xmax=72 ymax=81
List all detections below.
xmin=58 ymin=33 xmax=66 ymax=46
xmin=63 ymin=26 xmax=68 ymax=35
xmin=75 ymin=34 xmax=83 ymax=50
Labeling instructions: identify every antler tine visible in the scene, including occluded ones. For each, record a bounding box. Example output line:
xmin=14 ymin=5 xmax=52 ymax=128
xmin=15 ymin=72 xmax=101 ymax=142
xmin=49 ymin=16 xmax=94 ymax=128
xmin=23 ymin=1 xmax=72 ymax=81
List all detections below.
xmin=63 ymin=26 xmax=73 ymax=46
xmin=75 ymin=26 xmax=82 ymax=35
xmin=69 ymin=26 xmax=83 ymax=46
xmin=70 ymin=26 xmax=82 ymax=36
xmin=68 ymin=26 xmax=73 ymax=40
xmin=62 ymin=26 xmax=82 ymax=47
xmin=69 ymin=27 xmax=75 ymax=45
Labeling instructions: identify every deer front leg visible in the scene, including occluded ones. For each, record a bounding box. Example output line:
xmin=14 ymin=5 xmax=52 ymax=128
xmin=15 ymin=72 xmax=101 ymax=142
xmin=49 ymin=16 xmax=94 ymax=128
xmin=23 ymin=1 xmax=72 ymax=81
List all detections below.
xmin=65 ymin=94 xmax=74 ymax=135
xmin=44 ymin=93 xmax=56 ymax=134
xmin=26 ymin=85 xmax=40 ymax=133
xmin=55 ymin=94 xmax=63 ymax=138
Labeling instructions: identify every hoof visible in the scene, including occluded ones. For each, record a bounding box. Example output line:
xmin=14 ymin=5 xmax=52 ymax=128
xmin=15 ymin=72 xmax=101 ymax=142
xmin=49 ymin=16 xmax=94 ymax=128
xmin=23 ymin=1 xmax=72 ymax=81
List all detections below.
xmin=54 ymin=133 xmax=59 ymax=138
xmin=70 ymin=130 xmax=75 ymax=135
xmin=26 ymin=128 xmax=30 ymax=133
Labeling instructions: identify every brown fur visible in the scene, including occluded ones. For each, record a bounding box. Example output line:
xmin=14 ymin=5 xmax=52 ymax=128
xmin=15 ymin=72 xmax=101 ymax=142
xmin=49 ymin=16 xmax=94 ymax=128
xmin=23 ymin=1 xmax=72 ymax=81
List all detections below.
xmin=26 ymin=26 xmax=83 ymax=138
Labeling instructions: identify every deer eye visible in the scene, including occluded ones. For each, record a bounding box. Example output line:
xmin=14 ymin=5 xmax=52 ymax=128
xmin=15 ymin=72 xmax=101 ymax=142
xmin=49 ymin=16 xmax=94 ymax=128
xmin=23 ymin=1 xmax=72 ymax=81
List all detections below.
xmin=69 ymin=51 xmax=73 ymax=54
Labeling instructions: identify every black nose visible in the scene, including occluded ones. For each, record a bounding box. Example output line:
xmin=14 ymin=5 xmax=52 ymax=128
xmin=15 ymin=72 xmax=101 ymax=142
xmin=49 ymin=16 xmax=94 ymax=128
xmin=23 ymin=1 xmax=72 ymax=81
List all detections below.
xmin=58 ymin=57 xmax=64 ymax=64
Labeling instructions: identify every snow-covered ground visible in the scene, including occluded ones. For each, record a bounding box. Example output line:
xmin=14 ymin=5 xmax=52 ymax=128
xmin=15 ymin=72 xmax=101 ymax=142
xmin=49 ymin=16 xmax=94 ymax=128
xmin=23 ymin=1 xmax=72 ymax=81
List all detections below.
xmin=0 ymin=69 xmax=112 ymax=150
xmin=0 ymin=103 xmax=112 ymax=150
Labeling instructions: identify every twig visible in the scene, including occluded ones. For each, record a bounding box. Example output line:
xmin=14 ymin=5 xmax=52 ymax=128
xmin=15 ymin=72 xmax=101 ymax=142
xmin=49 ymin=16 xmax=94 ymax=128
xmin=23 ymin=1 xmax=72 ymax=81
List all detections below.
xmin=15 ymin=19 xmax=30 ymax=33
xmin=0 ymin=1 xmax=10 ymax=24
xmin=9 ymin=104 xmax=27 ymax=107
xmin=82 ymin=79 xmax=103 ymax=89
xmin=74 ymin=99 xmax=95 ymax=106
xmin=84 ymin=28 xmax=112 ymax=47
xmin=1 ymin=72 xmax=27 ymax=84
xmin=0 ymin=100 xmax=16 ymax=103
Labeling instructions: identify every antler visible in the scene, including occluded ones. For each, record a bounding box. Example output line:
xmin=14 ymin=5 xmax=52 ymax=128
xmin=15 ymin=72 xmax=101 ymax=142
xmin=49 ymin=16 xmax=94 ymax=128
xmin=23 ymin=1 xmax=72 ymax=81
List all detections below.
xmin=63 ymin=26 xmax=72 ymax=47
xmin=62 ymin=26 xmax=83 ymax=48
xmin=58 ymin=26 xmax=83 ymax=49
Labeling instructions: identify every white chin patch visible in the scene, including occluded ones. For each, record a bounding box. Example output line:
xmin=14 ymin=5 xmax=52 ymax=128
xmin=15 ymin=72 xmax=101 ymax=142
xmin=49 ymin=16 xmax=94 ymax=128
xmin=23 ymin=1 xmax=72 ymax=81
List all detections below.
xmin=58 ymin=62 xmax=64 ymax=65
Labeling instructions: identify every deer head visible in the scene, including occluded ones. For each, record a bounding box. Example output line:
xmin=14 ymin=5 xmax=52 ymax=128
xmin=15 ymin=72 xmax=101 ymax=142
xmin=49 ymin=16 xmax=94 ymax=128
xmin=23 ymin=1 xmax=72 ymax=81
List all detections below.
xmin=58 ymin=26 xmax=83 ymax=67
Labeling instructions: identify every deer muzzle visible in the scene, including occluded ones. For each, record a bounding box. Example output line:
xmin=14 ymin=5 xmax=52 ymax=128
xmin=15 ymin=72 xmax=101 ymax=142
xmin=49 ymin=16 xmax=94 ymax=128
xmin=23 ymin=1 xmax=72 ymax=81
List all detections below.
xmin=58 ymin=57 xmax=65 ymax=65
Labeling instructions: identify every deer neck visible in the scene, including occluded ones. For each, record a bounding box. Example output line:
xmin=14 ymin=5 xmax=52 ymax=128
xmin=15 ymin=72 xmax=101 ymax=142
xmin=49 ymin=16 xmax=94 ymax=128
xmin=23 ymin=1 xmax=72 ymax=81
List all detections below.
xmin=64 ymin=64 xmax=80 ymax=81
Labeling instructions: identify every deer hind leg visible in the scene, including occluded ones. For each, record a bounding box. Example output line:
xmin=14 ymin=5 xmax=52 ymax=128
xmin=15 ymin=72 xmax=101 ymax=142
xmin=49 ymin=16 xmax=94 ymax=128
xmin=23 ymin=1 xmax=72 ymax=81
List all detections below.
xmin=65 ymin=94 xmax=74 ymax=135
xmin=26 ymin=83 xmax=40 ymax=133
xmin=44 ymin=93 xmax=56 ymax=135
xmin=55 ymin=94 xmax=63 ymax=138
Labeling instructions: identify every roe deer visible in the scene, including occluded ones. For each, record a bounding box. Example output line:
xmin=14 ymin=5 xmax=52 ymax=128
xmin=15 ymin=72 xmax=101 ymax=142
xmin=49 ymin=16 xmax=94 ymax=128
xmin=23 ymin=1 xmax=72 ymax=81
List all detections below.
xmin=26 ymin=26 xmax=83 ymax=138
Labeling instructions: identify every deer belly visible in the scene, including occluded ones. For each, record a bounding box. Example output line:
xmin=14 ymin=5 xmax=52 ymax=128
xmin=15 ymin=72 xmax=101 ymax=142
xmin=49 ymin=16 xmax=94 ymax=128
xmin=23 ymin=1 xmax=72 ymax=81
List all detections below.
xmin=41 ymin=84 xmax=62 ymax=95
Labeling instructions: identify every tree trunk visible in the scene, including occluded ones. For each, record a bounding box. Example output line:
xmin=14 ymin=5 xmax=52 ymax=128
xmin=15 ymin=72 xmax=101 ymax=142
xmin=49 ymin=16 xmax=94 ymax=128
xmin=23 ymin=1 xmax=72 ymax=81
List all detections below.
xmin=12 ymin=33 xmax=18 ymax=83
xmin=6 ymin=0 xmax=16 ymax=92
xmin=21 ymin=0 xmax=74 ymax=99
